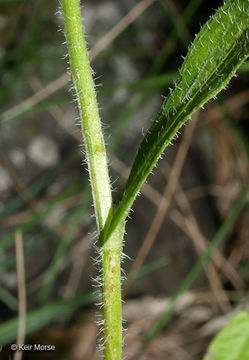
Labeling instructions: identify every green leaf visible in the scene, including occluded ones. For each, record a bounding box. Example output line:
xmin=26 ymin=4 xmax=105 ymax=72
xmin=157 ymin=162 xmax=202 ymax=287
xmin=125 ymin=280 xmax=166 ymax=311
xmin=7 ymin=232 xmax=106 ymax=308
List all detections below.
xmin=203 ymin=311 xmax=249 ymax=360
xmin=104 ymin=0 xmax=249 ymax=241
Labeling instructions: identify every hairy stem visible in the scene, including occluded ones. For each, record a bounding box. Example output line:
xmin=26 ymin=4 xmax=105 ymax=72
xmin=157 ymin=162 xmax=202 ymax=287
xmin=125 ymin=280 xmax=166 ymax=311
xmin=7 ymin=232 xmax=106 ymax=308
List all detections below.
xmin=61 ymin=1 xmax=123 ymax=358
xmin=61 ymin=0 xmax=111 ymax=230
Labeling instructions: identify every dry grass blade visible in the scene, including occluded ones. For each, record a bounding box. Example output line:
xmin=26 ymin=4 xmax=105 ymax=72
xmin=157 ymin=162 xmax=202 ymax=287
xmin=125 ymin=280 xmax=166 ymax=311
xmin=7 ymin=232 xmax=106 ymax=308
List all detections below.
xmin=1 ymin=0 xmax=155 ymax=124
xmin=14 ymin=231 xmax=27 ymax=360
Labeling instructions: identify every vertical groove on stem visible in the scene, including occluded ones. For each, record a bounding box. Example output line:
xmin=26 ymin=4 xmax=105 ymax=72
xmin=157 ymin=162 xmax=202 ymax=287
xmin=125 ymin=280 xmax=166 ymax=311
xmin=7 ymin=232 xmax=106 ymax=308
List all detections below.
xmin=61 ymin=1 xmax=124 ymax=359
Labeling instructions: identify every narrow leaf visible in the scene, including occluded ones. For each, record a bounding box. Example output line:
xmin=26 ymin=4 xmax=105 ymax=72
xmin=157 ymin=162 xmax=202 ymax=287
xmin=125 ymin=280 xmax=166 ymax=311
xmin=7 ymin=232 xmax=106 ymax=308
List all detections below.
xmin=104 ymin=0 xmax=249 ymax=241
xmin=203 ymin=311 xmax=249 ymax=360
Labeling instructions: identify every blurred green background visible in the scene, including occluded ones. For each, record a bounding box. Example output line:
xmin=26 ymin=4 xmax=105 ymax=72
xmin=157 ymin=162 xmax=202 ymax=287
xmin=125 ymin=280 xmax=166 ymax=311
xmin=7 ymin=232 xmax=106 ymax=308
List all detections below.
xmin=0 ymin=0 xmax=248 ymax=359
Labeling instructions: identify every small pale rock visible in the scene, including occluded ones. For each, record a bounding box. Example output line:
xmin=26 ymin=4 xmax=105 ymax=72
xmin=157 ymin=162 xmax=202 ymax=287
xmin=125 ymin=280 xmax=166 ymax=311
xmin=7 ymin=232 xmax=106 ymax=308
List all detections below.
xmin=9 ymin=148 xmax=26 ymax=168
xmin=183 ymin=306 xmax=213 ymax=323
xmin=0 ymin=271 xmax=17 ymax=289
xmin=27 ymin=135 xmax=59 ymax=168
xmin=84 ymin=2 xmax=120 ymax=31
xmin=0 ymin=166 xmax=12 ymax=191
xmin=0 ymin=15 xmax=7 ymax=30
xmin=113 ymin=56 xmax=139 ymax=82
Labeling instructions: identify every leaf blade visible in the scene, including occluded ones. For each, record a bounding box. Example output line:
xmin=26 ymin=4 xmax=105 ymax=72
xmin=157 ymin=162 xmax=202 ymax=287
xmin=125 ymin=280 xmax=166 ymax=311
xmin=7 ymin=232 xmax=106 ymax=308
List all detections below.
xmin=105 ymin=0 xmax=249 ymax=241
xmin=203 ymin=311 xmax=249 ymax=360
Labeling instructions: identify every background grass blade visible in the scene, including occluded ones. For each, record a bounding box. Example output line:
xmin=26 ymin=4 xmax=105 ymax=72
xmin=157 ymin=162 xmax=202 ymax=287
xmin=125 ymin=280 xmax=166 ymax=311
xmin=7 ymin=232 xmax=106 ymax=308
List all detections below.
xmin=104 ymin=0 xmax=249 ymax=241
xmin=0 ymin=292 xmax=95 ymax=346
xmin=146 ymin=186 xmax=249 ymax=341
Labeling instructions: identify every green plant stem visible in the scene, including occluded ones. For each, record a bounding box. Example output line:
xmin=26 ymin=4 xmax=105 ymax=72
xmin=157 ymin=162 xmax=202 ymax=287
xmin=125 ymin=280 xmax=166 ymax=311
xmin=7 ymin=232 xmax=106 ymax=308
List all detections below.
xmin=61 ymin=1 xmax=123 ymax=359
xmin=61 ymin=0 xmax=111 ymax=231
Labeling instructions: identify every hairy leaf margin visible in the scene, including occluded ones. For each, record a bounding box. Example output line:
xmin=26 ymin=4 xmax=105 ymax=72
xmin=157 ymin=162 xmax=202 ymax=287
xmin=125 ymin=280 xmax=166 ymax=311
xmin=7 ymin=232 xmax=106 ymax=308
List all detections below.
xmin=102 ymin=0 xmax=249 ymax=243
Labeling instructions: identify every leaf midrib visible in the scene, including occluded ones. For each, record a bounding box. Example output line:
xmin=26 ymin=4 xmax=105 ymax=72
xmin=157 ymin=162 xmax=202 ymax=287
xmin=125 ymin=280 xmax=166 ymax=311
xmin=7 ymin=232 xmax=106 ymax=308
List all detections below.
xmin=120 ymin=27 xmax=248 ymax=209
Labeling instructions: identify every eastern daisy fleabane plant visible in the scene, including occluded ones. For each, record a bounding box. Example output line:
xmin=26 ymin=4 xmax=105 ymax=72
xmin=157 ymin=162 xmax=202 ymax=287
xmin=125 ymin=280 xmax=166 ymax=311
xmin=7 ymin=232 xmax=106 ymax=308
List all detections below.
xmin=60 ymin=0 xmax=249 ymax=359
